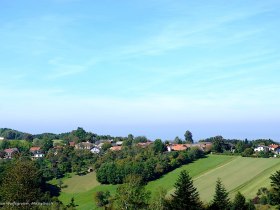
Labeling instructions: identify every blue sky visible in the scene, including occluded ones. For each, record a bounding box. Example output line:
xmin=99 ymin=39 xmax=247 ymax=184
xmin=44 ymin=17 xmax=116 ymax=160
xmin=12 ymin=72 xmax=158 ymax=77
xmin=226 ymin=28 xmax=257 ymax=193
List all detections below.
xmin=0 ymin=0 xmax=280 ymax=140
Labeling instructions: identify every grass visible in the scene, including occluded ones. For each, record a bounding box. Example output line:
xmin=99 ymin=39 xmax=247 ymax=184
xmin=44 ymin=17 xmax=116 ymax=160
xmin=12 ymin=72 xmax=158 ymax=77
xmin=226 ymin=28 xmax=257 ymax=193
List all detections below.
xmin=190 ymin=156 xmax=280 ymax=202
xmin=146 ymin=155 xmax=236 ymax=196
xmin=61 ymin=172 xmax=100 ymax=193
xmin=52 ymin=155 xmax=280 ymax=209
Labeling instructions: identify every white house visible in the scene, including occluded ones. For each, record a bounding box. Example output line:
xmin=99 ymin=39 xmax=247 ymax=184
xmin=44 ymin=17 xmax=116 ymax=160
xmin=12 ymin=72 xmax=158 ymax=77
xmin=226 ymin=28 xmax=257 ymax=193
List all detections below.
xmin=254 ymin=145 xmax=269 ymax=152
xmin=0 ymin=137 xmax=4 ymax=140
xmin=90 ymin=147 xmax=101 ymax=154
xmin=30 ymin=147 xmax=44 ymax=158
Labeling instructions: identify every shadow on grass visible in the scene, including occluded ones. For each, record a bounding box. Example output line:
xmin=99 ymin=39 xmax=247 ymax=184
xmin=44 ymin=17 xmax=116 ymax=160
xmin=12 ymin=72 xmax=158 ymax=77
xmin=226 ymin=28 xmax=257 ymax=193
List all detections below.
xmin=44 ymin=183 xmax=61 ymax=197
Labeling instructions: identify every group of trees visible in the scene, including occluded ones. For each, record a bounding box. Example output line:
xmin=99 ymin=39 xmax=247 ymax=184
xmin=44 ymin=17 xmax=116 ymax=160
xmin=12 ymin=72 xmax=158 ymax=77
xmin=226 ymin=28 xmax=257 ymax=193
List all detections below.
xmin=200 ymin=136 xmax=278 ymax=157
xmin=96 ymin=142 xmax=204 ymax=184
xmin=173 ymin=130 xmax=194 ymax=144
xmin=0 ymin=128 xmax=33 ymax=141
xmin=36 ymin=146 xmax=98 ymax=180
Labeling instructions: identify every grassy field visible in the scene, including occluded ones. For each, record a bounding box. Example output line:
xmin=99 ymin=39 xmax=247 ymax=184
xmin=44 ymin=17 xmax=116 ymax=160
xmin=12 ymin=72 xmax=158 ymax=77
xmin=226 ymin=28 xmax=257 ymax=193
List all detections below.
xmin=146 ymin=155 xmax=235 ymax=196
xmin=53 ymin=155 xmax=280 ymax=210
xmin=168 ymin=156 xmax=280 ymax=202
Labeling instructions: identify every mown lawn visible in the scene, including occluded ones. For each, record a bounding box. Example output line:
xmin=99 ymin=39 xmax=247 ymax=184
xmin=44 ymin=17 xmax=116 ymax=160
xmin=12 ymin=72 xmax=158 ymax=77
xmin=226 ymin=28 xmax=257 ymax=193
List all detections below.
xmin=147 ymin=155 xmax=236 ymax=196
xmin=189 ymin=156 xmax=280 ymax=202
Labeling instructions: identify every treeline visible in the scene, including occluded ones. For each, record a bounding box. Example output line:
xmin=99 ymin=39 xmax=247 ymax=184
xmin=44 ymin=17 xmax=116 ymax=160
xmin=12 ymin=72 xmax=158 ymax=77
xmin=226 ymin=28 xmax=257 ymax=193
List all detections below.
xmin=96 ymin=142 xmax=204 ymax=184
xmin=0 ymin=127 xmax=146 ymax=144
xmin=199 ymin=135 xmax=278 ymax=157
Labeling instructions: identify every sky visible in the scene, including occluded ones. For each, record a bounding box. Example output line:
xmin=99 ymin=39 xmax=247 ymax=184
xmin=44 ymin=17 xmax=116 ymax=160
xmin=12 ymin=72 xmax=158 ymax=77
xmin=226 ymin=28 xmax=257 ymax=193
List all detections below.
xmin=0 ymin=0 xmax=280 ymax=140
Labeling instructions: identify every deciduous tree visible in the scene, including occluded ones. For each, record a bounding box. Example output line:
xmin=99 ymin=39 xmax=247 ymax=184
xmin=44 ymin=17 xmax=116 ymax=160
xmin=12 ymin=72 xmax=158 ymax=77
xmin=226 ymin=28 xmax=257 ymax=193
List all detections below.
xmin=184 ymin=130 xmax=193 ymax=143
xmin=114 ymin=175 xmax=150 ymax=210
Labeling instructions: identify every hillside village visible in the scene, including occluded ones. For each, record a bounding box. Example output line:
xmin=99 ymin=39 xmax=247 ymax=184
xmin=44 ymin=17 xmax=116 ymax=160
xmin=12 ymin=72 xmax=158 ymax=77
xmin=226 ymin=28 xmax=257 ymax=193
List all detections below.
xmin=1 ymin=127 xmax=280 ymax=210
xmin=0 ymin=127 xmax=280 ymax=160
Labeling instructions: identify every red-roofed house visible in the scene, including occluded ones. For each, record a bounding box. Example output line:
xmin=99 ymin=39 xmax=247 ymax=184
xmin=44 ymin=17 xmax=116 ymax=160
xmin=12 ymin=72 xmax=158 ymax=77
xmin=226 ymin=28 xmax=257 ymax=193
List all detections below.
xmin=137 ymin=141 xmax=153 ymax=148
xmin=110 ymin=146 xmax=122 ymax=151
xmin=69 ymin=141 xmax=75 ymax=147
xmin=168 ymin=144 xmax=189 ymax=151
xmin=4 ymin=148 xmax=19 ymax=159
xmin=269 ymin=144 xmax=280 ymax=154
xmin=30 ymin=147 xmax=44 ymax=158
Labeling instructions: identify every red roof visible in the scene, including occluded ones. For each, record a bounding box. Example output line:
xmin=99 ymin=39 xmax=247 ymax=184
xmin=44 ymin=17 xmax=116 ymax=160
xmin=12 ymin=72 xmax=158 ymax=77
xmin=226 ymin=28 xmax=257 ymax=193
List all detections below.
xmin=172 ymin=144 xmax=188 ymax=151
xmin=110 ymin=146 xmax=122 ymax=151
xmin=4 ymin=148 xmax=18 ymax=153
xmin=30 ymin=147 xmax=41 ymax=151
xmin=69 ymin=142 xmax=75 ymax=146
xmin=137 ymin=142 xmax=153 ymax=147
xmin=269 ymin=144 xmax=279 ymax=149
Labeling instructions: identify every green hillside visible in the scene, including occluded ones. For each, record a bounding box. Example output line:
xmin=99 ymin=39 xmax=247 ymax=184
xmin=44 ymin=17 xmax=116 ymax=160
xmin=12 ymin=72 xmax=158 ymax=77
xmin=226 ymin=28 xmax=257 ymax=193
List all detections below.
xmin=54 ymin=155 xmax=280 ymax=209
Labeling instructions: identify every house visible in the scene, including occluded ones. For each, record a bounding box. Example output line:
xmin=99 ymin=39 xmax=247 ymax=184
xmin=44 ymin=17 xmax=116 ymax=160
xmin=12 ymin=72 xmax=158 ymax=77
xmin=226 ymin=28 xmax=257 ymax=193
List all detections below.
xmin=30 ymin=147 xmax=44 ymax=158
xmin=137 ymin=141 xmax=153 ymax=148
xmin=269 ymin=144 xmax=279 ymax=151
xmin=0 ymin=137 xmax=4 ymax=140
xmin=116 ymin=141 xmax=123 ymax=146
xmin=254 ymin=145 xmax=269 ymax=152
xmin=69 ymin=141 xmax=75 ymax=147
xmin=4 ymin=148 xmax=19 ymax=159
xmin=197 ymin=142 xmax=213 ymax=151
xmin=110 ymin=146 xmax=122 ymax=151
xmin=269 ymin=144 xmax=280 ymax=154
xmin=75 ymin=141 xmax=94 ymax=150
xmin=168 ymin=144 xmax=189 ymax=151
xmin=90 ymin=147 xmax=101 ymax=154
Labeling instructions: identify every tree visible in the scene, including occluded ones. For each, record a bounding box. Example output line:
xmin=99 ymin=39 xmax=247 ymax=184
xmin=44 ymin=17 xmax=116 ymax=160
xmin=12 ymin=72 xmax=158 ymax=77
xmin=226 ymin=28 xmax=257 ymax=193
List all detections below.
xmin=270 ymin=170 xmax=280 ymax=204
xmin=94 ymin=191 xmax=111 ymax=209
xmin=0 ymin=150 xmax=5 ymax=158
xmin=174 ymin=136 xmax=183 ymax=144
xmin=128 ymin=134 xmax=134 ymax=141
xmin=153 ymin=139 xmax=166 ymax=153
xmin=231 ymin=192 xmax=246 ymax=210
xmin=149 ymin=187 xmax=168 ymax=210
xmin=184 ymin=130 xmax=193 ymax=143
xmin=0 ymin=160 xmax=45 ymax=203
xmin=210 ymin=178 xmax=230 ymax=210
xmin=235 ymin=141 xmax=245 ymax=153
xmin=66 ymin=197 xmax=77 ymax=209
xmin=23 ymin=133 xmax=33 ymax=142
xmin=101 ymin=142 xmax=112 ymax=152
xmin=212 ymin=136 xmax=224 ymax=153
xmin=242 ymin=148 xmax=254 ymax=157
xmin=42 ymin=138 xmax=53 ymax=152
xmin=170 ymin=170 xmax=202 ymax=210
xmin=0 ymin=139 xmax=10 ymax=150
xmin=72 ymin=127 xmax=87 ymax=141
xmin=114 ymin=174 xmax=150 ymax=210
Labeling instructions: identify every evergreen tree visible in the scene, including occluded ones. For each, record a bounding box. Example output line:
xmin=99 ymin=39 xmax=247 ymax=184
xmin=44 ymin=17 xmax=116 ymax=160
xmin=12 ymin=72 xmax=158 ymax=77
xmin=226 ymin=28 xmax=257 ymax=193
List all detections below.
xmin=270 ymin=170 xmax=280 ymax=204
xmin=231 ymin=192 xmax=247 ymax=210
xmin=171 ymin=170 xmax=202 ymax=210
xmin=211 ymin=178 xmax=230 ymax=210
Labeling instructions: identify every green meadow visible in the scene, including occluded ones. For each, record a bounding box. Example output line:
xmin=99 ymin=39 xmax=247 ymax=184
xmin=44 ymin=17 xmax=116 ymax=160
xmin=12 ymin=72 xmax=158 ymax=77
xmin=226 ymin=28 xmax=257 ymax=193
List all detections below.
xmin=53 ymin=155 xmax=280 ymax=209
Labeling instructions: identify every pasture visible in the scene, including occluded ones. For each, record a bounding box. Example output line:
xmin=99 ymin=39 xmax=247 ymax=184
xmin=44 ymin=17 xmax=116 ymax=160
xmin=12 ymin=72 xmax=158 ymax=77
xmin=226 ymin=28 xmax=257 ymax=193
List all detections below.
xmin=54 ymin=155 xmax=280 ymax=209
